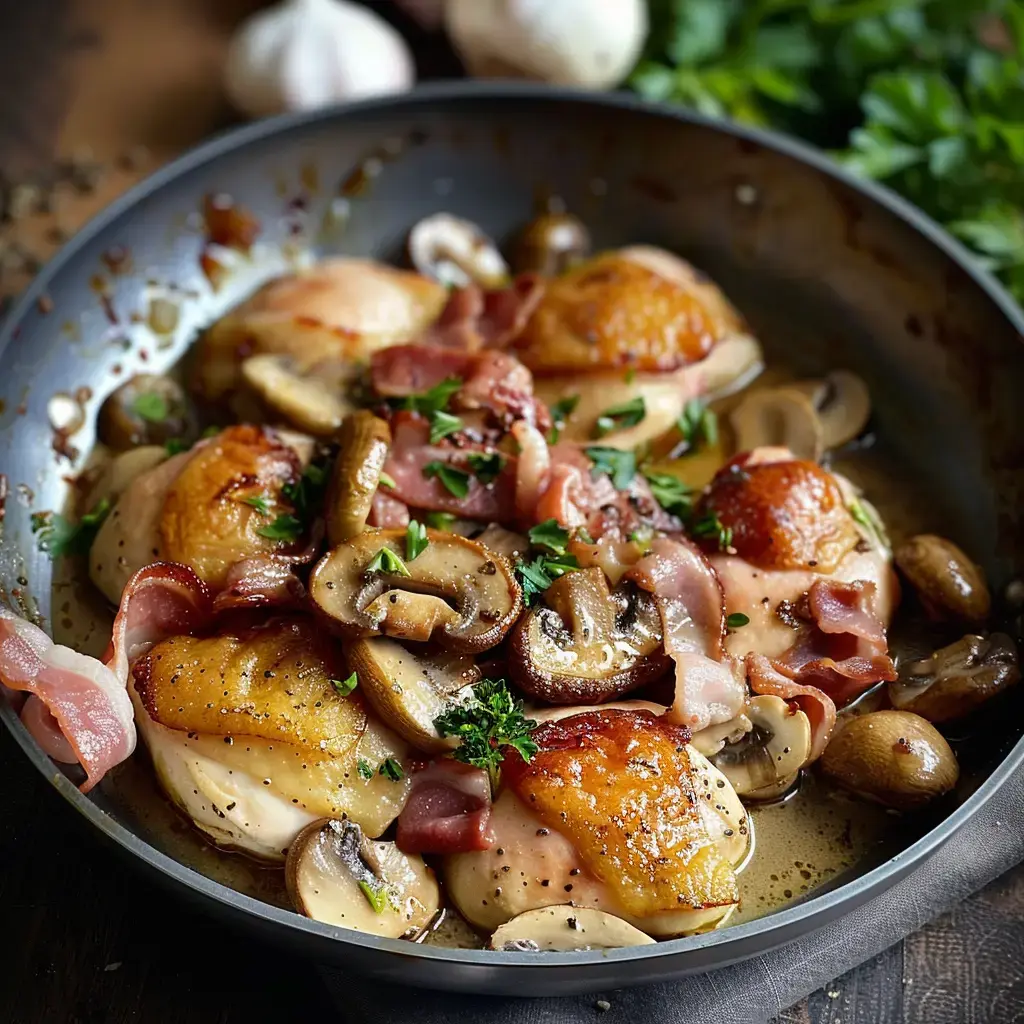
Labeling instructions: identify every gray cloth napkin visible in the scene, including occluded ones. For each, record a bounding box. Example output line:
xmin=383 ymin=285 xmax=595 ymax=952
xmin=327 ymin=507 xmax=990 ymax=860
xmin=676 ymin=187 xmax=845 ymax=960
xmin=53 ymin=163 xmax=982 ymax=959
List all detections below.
xmin=321 ymin=765 xmax=1024 ymax=1023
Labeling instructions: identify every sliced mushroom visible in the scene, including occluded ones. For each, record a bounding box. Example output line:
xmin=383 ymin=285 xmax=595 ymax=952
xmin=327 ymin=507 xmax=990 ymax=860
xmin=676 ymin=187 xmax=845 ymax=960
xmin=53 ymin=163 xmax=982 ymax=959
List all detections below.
xmin=513 ymin=212 xmax=591 ymax=277
xmin=488 ymin=906 xmax=655 ymax=952
xmin=729 ymin=387 xmax=824 ymax=461
xmin=347 ymin=637 xmax=479 ymax=752
xmin=789 ymin=371 xmax=871 ymax=449
xmin=286 ymin=818 xmax=439 ymax=938
xmin=98 ymin=373 xmax=198 ymax=452
xmin=820 ymin=710 xmax=959 ymax=810
xmin=325 ymin=412 xmax=391 ymax=545
xmin=690 ymin=712 xmax=753 ymax=758
xmin=890 ymin=633 xmax=1020 ymax=723
xmin=310 ymin=529 xmax=522 ymax=652
xmin=894 ymin=534 xmax=991 ymax=624
xmin=508 ymin=568 xmax=670 ymax=704
xmin=408 ymin=213 xmax=510 ymax=289
xmin=85 ymin=445 xmax=169 ymax=510
xmin=711 ymin=695 xmax=812 ymax=800
xmin=697 ymin=333 xmax=766 ymax=403
xmin=241 ymin=354 xmax=355 ymax=437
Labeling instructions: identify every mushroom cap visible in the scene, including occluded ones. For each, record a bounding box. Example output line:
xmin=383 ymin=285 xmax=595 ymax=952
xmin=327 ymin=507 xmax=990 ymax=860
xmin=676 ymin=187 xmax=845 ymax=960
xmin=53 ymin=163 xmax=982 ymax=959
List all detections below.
xmin=286 ymin=818 xmax=439 ymax=938
xmin=514 ymin=212 xmax=591 ymax=277
xmin=241 ymin=354 xmax=355 ymax=437
xmin=894 ymin=534 xmax=992 ymax=624
xmin=325 ymin=411 xmax=391 ymax=545
xmin=730 ymin=387 xmax=824 ymax=462
xmin=408 ymin=213 xmax=510 ymax=289
xmin=820 ymin=710 xmax=959 ymax=810
xmin=790 ymin=370 xmax=871 ymax=450
xmin=310 ymin=528 xmax=522 ymax=652
xmin=489 ymin=906 xmax=655 ymax=952
xmin=508 ymin=567 xmax=670 ymax=704
xmin=98 ymin=373 xmax=198 ymax=452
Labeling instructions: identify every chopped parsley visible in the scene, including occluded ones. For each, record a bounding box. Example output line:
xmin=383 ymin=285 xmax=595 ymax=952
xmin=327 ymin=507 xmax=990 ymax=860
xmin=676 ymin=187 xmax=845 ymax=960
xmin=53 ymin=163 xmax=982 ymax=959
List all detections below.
xmin=201 ymin=425 xmax=221 ymax=439
xmin=434 ymin=678 xmax=539 ymax=793
xmin=422 ymin=460 xmax=471 ymax=498
xmin=726 ymin=613 xmax=750 ymax=630
xmin=378 ymin=470 xmax=396 ymax=490
xmin=358 ymin=880 xmax=393 ymax=914
xmin=365 ymin=546 xmax=411 ymax=577
xmin=691 ymin=509 xmax=733 ymax=551
xmin=466 ymin=451 xmax=505 ymax=485
xmin=378 ymin=757 xmax=405 ymax=783
xmin=243 ymin=494 xmax=271 ymax=516
xmin=642 ymin=470 xmax=694 ymax=520
xmin=547 ymin=394 xmax=580 ymax=444
xmin=256 ymin=514 xmax=303 ymax=542
xmin=30 ymin=498 xmax=111 ymax=559
xmin=406 ymin=519 xmax=428 ymax=561
xmin=282 ymin=460 xmax=329 ymax=521
xmin=391 ymin=376 xmax=463 ymax=418
xmin=132 ymin=392 xmax=169 ymax=423
xmin=357 ymin=759 xmax=375 ymax=780
xmin=584 ymin=446 xmax=637 ymax=490
xmin=515 ymin=552 xmax=580 ymax=606
xmin=594 ymin=396 xmax=646 ymax=438
xmin=164 ymin=437 xmax=189 ymax=456
xmin=425 ymin=511 xmax=457 ymax=530
xmin=528 ymin=519 xmax=571 ymax=555
xmin=332 ymin=673 xmax=359 ymax=697
xmin=677 ymin=399 xmax=718 ymax=452
xmin=629 ymin=526 xmax=654 ymax=553
xmin=429 ymin=409 xmax=463 ymax=444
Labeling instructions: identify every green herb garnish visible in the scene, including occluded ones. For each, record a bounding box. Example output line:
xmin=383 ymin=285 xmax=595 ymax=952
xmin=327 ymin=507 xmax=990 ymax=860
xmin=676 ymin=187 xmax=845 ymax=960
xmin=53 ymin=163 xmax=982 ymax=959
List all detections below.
xmin=528 ymin=518 xmax=571 ymax=555
xmin=726 ymin=612 xmax=750 ymax=629
xmin=429 ymin=410 xmax=463 ymax=444
xmin=358 ymin=880 xmax=393 ymax=914
xmin=547 ymin=394 xmax=580 ymax=444
xmin=281 ymin=460 xmax=329 ymax=521
xmin=406 ymin=519 xmax=428 ymax=561
xmin=201 ymin=425 xmax=220 ymax=439
xmin=677 ymin=399 xmax=718 ymax=451
xmin=332 ymin=673 xmax=359 ymax=697
xmin=594 ymin=396 xmax=646 ymax=438
xmin=132 ymin=392 xmax=169 ymax=423
xmin=425 ymin=511 xmax=457 ymax=530
xmin=357 ymin=759 xmax=375 ymax=780
xmin=378 ymin=757 xmax=405 ymax=782
xmin=514 ymin=552 xmax=580 ymax=606
xmin=642 ymin=470 xmax=695 ymax=520
xmin=256 ymin=514 xmax=303 ymax=542
xmin=393 ymin=377 xmax=463 ymax=417
xmin=466 ymin=451 xmax=505 ymax=485
xmin=585 ymin=446 xmax=637 ymax=490
xmin=365 ymin=546 xmax=411 ymax=577
xmin=422 ymin=460 xmax=471 ymax=498
xmin=244 ymin=494 xmax=271 ymax=516
xmin=30 ymin=498 xmax=112 ymax=559
xmin=434 ymin=679 xmax=539 ymax=792
xmin=378 ymin=470 xmax=396 ymax=489
xmin=691 ymin=509 xmax=733 ymax=551
xmin=164 ymin=437 xmax=189 ymax=456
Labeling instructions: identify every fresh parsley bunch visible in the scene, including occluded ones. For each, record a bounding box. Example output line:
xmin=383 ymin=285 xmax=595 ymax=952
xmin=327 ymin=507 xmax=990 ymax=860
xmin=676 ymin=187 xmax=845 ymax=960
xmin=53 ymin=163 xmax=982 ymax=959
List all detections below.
xmin=631 ymin=0 xmax=1024 ymax=304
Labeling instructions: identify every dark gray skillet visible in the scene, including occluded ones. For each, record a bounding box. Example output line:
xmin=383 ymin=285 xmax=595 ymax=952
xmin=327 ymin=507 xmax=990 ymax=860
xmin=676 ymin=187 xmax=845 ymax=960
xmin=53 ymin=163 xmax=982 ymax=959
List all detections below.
xmin=1 ymin=83 xmax=1023 ymax=996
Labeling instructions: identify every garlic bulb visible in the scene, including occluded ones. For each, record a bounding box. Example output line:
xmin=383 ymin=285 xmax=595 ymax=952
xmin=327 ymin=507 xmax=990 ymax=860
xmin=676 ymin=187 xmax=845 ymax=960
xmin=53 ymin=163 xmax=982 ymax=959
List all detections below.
xmin=445 ymin=0 xmax=648 ymax=90
xmin=225 ymin=0 xmax=416 ymax=119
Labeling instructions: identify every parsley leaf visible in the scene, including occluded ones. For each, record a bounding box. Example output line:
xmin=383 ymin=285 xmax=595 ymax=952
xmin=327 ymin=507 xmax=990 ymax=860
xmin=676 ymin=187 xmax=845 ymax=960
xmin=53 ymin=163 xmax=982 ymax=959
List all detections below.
xmin=365 ymin=546 xmax=411 ymax=577
xmin=132 ymin=392 xmax=169 ymax=423
xmin=164 ymin=437 xmax=189 ymax=456
xmin=594 ymin=396 xmax=646 ymax=438
xmin=392 ymin=377 xmax=463 ymax=416
xmin=332 ymin=673 xmax=358 ymax=697
xmin=434 ymin=679 xmax=539 ymax=793
xmin=30 ymin=498 xmax=111 ymax=559
xmin=584 ymin=446 xmax=637 ymax=490
xmin=726 ymin=612 xmax=750 ymax=629
xmin=425 ymin=511 xmax=457 ymax=530
xmin=514 ymin=552 xmax=579 ymax=606
xmin=281 ymin=460 xmax=329 ymax=521
xmin=378 ymin=470 xmax=397 ymax=490
xmin=547 ymin=394 xmax=580 ymax=444
xmin=358 ymin=880 xmax=393 ymax=914
xmin=691 ymin=509 xmax=733 ymax=551
xmin=677 ymin=399 xmax=719 ymax=451
xmin=357 ymin=759 xmax=375 ymax=780
xmin=256 ymin=514 xmax=303 ymax=542
xmin=429 ymin=409 xmax=463 ymax=444
xmin=642 ymin=470 xmax=694 ymax=520
xmin=528 ymin=518 xmax=571 ymax=555
xmin=378 ymin=757 xmax=405 ymax=782
xmin=244 ymin=494 xmax=271 ymax=516
xmin=466 ymin=451 xmax=505 ymax=485
xmin=423 ymin=460 xmax=471 ymax=498
xmin=406 ymin=519 xmax=428 ymax=561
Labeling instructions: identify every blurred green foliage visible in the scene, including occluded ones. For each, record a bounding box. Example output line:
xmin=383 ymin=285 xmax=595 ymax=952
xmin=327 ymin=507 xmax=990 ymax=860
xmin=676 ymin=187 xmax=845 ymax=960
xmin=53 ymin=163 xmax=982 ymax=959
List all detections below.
xmin=631 ymin=0 xmax=1024 ymax=302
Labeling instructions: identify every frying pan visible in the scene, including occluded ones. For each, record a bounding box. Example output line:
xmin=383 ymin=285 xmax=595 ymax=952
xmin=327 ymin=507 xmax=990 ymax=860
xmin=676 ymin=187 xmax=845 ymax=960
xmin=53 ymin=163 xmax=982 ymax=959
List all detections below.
xmin=1 ymin=84 xmax=1023 ymax=997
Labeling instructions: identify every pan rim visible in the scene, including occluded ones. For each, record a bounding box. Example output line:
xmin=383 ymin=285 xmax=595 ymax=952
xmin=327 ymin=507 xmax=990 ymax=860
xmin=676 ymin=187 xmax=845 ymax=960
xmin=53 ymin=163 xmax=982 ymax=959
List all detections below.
xmin=2 ymin=81 xmax=1022 ymax=974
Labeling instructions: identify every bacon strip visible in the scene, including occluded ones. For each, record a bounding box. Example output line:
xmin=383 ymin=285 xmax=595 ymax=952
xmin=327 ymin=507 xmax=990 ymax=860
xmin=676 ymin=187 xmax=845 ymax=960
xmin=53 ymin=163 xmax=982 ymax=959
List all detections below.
xmin=626 ymin=538 xmax=745 ymax=732
xmin=420 ymin=274 xmax=545 ymax=351
xmin=775 ymin=579 xmax=897 ymax=707
xmin=395 ymin=759 xmax=494 ymax=855
xmin=747 ymin=654 xmax=837 ymax=762
xmin=212 ymin=558 xmax=307 ymax=615
xmin=0 ymin=563 xmax=211 ymax=791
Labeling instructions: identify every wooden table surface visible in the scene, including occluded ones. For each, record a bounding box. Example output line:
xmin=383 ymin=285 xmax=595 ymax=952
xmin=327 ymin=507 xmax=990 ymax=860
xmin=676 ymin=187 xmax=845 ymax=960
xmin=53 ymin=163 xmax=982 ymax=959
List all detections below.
xmin=1 ymin=3 xmax=1023 ymax=1022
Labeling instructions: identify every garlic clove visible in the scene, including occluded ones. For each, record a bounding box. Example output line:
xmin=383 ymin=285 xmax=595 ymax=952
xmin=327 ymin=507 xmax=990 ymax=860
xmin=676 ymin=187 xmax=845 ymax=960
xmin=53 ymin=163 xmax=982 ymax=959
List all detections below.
xmin=225 ymin=0 xmax=415 ymax=120
xmin=445 ymin=0 xmax=649 ymax=91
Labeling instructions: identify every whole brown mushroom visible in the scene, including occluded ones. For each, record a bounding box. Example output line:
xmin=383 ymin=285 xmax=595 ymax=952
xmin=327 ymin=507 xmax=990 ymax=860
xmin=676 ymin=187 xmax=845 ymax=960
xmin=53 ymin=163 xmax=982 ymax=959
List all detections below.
xmin=98 ymin=374 xmax=198 ymax=452
xmin=894 ymin=534 xmax=991 ymax=624
xmin=820 ymin=710 xmax=959 ymax=810
xmin=514 ymin=212 xmax=591 ymax=276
